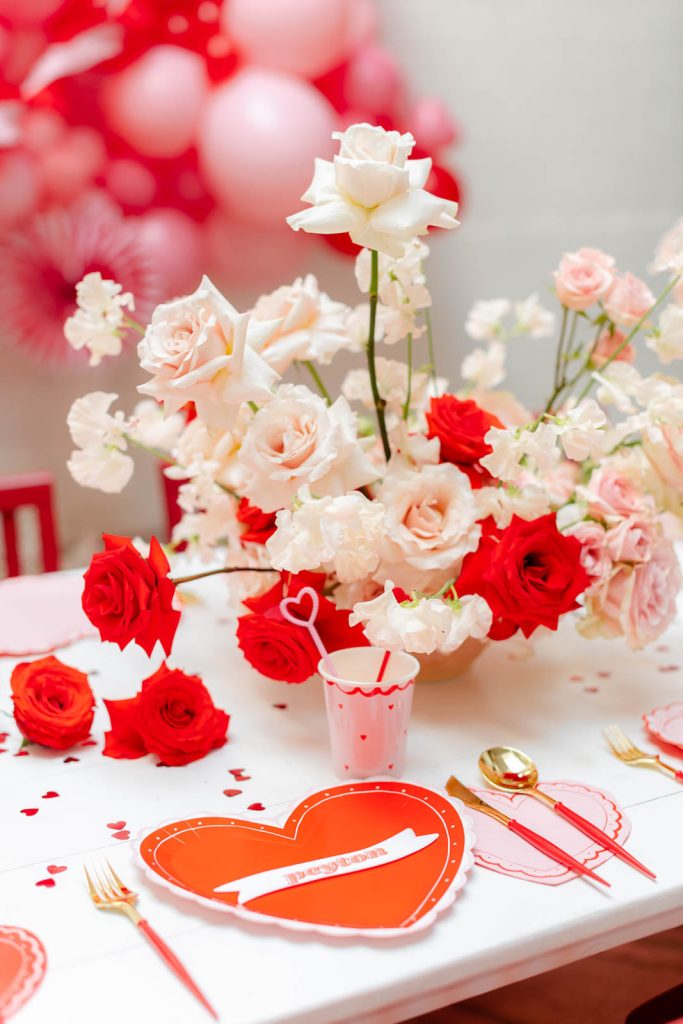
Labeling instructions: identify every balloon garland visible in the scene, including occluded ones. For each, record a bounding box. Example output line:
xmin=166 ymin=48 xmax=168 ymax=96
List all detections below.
xmin=0 ymin=0 xmax=463 ymax=364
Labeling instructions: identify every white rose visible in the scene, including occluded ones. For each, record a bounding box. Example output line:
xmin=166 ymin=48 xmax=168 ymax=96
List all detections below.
xmin=287 ymin=123 xmax=458 ymax=259
xmin=138 ymin=275 xmax=280 ymax=429
xmin=237 ymin=383 xmax=378 ymax=512
xmin=267 ymin=489 xmax=386 ymax=583
xmin=374 ymin=463 xmax=481 ymax=591
xmin=250 ymin=274 xmax=352 ymax=373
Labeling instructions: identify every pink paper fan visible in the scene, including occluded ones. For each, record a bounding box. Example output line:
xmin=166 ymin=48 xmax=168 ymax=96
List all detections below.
xmin=0 ymin=189 xmax=162 ymax=367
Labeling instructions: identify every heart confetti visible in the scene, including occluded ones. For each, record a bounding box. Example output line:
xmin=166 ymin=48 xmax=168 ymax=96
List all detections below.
xmin=228 ymin=769 xmax=251 ymax=782
xmin=20 ymin=808 xmax=38 ymax=816
xmin=42 ymin=791 xmax=59 ymax=799
xmin=107 ymin=821 xmax=126 ymax=831
xmin=63 ymin=756 xmax=79 ymax=763
xmin=46 ymin=865 xmax=67 ymax=875
xmin=223 ymin=789 xmax=242 ymax=798
xmin=35 ymin=878 xmax=55 ymax=888
xmin=247 ymin=802 xmax=265 ymax=811
xmin=112 ymin=830 xmax=130 ymax=841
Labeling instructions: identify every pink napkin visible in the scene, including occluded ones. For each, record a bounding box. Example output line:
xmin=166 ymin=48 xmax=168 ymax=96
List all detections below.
xmin=468 ymin=780 xmax=630 ymax=885
xmin=0 ymin=573 xmax=96 ymax=657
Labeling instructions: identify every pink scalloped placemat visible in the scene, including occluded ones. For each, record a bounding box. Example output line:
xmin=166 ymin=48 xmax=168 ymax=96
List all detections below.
xmin=644 ymin=702 xmax=683 ymax=753
xmin=468 ymin=780 xmax=630 ymax=885
xmin=0 ymin=925 xmax=46 ymax=1019
xmin=0 ymin=573 xmax=96 ymax=657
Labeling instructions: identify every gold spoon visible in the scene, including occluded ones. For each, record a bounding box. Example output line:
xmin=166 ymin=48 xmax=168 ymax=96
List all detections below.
xmin=479 ymin=745 xmax=656 ymax=881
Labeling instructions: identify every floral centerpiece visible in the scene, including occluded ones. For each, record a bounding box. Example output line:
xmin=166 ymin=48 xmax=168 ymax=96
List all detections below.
xmin=67 ymin=123 xmax=683 ymax=684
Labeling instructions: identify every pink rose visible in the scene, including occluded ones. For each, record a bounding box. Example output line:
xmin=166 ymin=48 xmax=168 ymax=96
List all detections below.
xmin=604 ymin=272 xmax=655 ymax=328
xmin=576 ymin=247 xmax=615 ymax=269
xmin=605 ymin=517 xmax=657 ymax=563
xmin=565 ymin=520 xmax=611 ymax=581
xmin=591 ymin=327 xmax=635 ymax=367
xmin=585 ymin=544 xmax=681 ymax=649
xmin=643 ymin=424 xmax=683 ymax=498
xmin=553 ymin=250 xmax=615 ymax=311
xmin=581 ymin=467 xmax=655 ymax=522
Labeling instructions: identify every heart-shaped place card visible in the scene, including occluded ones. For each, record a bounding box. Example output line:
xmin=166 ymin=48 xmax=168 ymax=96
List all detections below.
xmin=138 ymin=781 xmax=474 ymax=938
xmin=468 ymin=780 xmax=630 ymax=885
xmin=644 ymin=702 xmax=683 ymax=753
xmin=0 ymin=926 xmax=47 ymax=1019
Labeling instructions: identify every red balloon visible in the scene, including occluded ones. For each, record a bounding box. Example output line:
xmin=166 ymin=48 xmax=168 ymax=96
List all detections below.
xmin=321 ymin=231 xmax=362 ymax=259
xmin=425 ymin=162 xmax=463 ymax=213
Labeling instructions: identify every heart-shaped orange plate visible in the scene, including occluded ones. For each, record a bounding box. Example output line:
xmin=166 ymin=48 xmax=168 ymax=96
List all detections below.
xmin=0 ymin=926 xmax=47 ymax=1019
xmin=138 ymin=781 xmax=473 ymax=937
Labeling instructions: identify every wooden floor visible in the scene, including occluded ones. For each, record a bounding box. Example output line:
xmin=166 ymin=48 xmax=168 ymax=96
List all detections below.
xmin=412 ymin=926 xmax=683 ymax=1023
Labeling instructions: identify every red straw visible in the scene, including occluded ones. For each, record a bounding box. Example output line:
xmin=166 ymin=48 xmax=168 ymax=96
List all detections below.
xmin=376 ymin=649 xmax=391 ymax=683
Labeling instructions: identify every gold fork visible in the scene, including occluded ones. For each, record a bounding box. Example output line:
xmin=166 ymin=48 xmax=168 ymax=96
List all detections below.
xmin=85 ymin=861 xmax=218 ymax=1019
xmin=603 ymin=724 xmax=683 ymax=782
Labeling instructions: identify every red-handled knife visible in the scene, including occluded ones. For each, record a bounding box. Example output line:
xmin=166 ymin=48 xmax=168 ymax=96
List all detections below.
xmin=445 ymin=775 xmax=611 ymax=886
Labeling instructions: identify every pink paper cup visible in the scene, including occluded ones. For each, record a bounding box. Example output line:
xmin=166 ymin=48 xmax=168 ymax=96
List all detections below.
xmin=318 ymin=647 xmax=420 ymax=780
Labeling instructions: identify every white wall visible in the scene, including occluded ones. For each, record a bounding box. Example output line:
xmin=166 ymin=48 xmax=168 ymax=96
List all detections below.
xmin=1 ymin=0 xmax=681 ymax=567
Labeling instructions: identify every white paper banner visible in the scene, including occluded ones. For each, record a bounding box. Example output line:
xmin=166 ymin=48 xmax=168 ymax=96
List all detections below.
xmin=214 ymin=827 xmax=439 ymax=904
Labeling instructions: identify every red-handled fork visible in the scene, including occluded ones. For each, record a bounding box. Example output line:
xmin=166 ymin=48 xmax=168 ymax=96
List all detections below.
xmin=85 ymin=861 xmax=218 ymax=1020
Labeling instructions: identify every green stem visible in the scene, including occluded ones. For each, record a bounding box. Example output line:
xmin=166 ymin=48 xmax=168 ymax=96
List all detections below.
xmin=171 ymin=566 xmax=277 ymax=586
xmin=123 ymin=313 xmax=146 ymax=335
xmin=552 ymin=308 xmax=569 ymax=392
xmin=575 ymin=275 xmax=680 ymax=402
xmin=402 ymin=332 xmax=413 ymax=421
xmin=303 ymin=360 xmax=332 ymax=405
xmin=124 ymin=434 xmax=176 ymax=462
xmin=425 ymin=306 xmax=438 ymax=389
xmin=366 ymin=249 xmax=392 ymax=462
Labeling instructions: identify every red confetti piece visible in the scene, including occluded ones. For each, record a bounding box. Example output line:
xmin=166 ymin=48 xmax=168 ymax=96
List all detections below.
xmin=223 ymin=789 xmax=242 ymax=797
xmin=47 ymin=865 xmax=67 ymax=875
xmin=658 ymin=664 xmax=680 ymax=673
xmin=360 ymin=734 xmax=367 ymax=741
xmin=597 ymin=671 xmax=611 ymax=679
xmin=107 ymin=821 xmax=126 ymax=831
xmin=228 ymin=769 xmax=251 ymax=781
xmin=569 ymin=674 xmax=584 ymax=682
xmin=42 ymin=791 xmax=59 ymax=799
xmin=0 ymin=732 xmax=8 ymax=743
xmin=63 ymin=756 xmax=79 ymax=763
xmin=111 ymin=830 xmax=130 ymax=841
xmin=273 ymin=703 xmax=287 ymax=710
xmin=35 ymin=878 xmax=56 ymax=888
xmin=21 ymin=808 xmax=39 ymax=816
xmin=584 ymin=686 xmax=599 ymax=694
xmin=247 ymin=803 xmax=264 ymax=812
xmin=14 ymin=750 xmax=29 ymax=757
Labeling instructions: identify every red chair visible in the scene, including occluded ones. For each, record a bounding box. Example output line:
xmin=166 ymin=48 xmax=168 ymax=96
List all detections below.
xmin=0 ymin=471 xmax=59 ymax=577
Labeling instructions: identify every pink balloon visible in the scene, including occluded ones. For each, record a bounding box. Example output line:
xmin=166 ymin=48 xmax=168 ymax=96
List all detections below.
xmin=39 ymin=128 xmax=107 ymax=202
xmin=136 ymin=209 xmax=206 ymax=298
xmin=101 ymin=46 xmax=208 ymax=158
xmin=408 ymin=98 xmax=459 ymax=152
xmin=223 ymin=0 xmax=350 ymax=78
xmin=344 ymin=0 xmax=378 ymax=51
xmin=345 ymin=45 xmax=404 ymax=117
xmin=105 ymin=159 xmax=158 ymax=208
xmin=0 ymin=151 xmax=39 ymax=227
xmin=199 ymin=68 xmax=335 ymax=226
xmin=205 ymin=208 xmax=315 ymax=293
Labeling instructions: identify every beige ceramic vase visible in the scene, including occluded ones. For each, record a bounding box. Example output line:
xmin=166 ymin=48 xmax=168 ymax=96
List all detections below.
xmin=416 ymin=638 xmax=487 ymax=683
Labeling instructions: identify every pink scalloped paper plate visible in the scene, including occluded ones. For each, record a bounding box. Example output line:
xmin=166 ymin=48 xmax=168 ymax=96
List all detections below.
xmin=644 ymin=702 xmax=683 ymax=753
xmin=0 ymin=572 xmax=96 ymax=657
xmin=0 ymin=926 xmax=47 ymax=1019
xmin=136 ymin=780 xmax=475 ymax=939
xmin=468 ymin=780 xmax=630 ymax=885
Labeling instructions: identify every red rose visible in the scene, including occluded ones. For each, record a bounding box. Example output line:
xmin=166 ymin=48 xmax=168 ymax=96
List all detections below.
xmin=457 ymin=514 xmax=590 ymax=639
xmin=11 ymin=656 xmax=95 ymax=750
xmin=425 ymin=394 xmax=503 ymax=487
xmin=236 ymin=498 xmax=278 ymax=546
xmin=82 ymin=534 xmax=180 ymax=657
xmin=237 ymin=571 xmax=369 ymax=683
xmin=103 ymin=663 xmax=229 ymax=766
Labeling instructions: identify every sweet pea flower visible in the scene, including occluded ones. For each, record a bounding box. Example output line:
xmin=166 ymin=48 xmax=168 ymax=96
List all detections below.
xmin=481 ymin=422 xmax=560 ymax=483
xmin=553 ymin=249 xmax=615 ymax=311
xmin=342 ymin=358 xmax=430 ymax=415
xmin=554 ymin=399 xmax=609 ymax=462
xmin=249 ymin=274 xmax=352 ymax=373
xmin=465 ymin=299 xmax=511 ymax=341
xmin=461 ymin=341 xmax=507 ymax=389
xmin=645 ymin=304 xmax=683 ymax=364
xmin=64 ymin=272 xmax=134 ymax=367
xmin=266 ymin=489 xmax=386 ymax=583
xmin=287 ymin=123 xmax=459 ymax=259
xmin=513 ymin=294 xmax=555 ymax=338
xmin=66 ymin=392 xmax=134 ymax=493
xmin=127 ymin=400 xmax=185 ymax=452
xmin=349 ymin=580 xmax=492 ymax=654
xmin=651 ymin=217 xmax=683 ymax=276
xmin=604 ymin=272 xmax=655 ymax=328
xmin=138 ymin=276 xmax=280 ymax=430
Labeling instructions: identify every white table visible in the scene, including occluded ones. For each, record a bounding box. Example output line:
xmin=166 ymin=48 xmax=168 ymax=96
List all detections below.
xmin=2 ymin=570 xmax=682 ymax=1024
